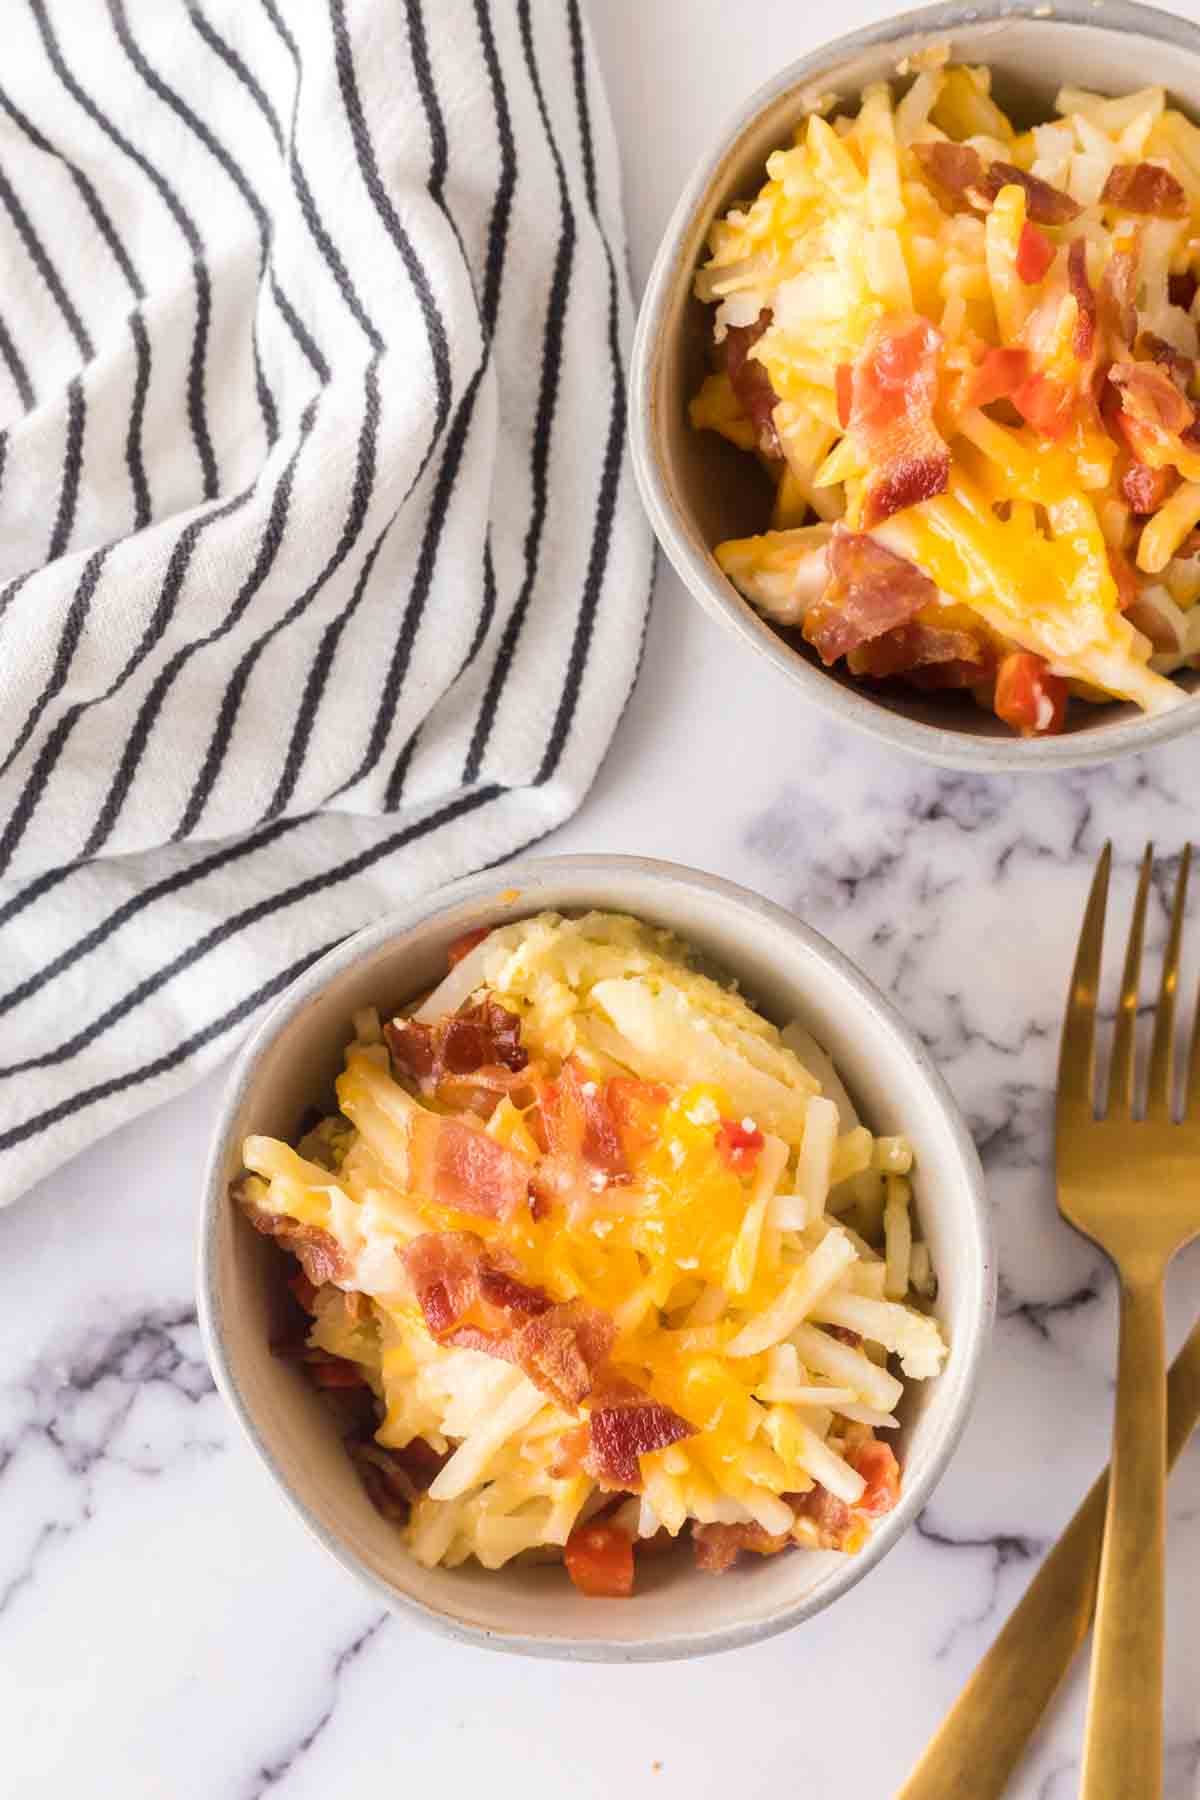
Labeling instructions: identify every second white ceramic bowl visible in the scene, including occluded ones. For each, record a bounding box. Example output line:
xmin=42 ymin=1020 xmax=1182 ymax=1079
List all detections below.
xmin=198 ymin=857 xmax=993 ymax=1660
xmin=629 ymin=0 xmax=1200 ymax=771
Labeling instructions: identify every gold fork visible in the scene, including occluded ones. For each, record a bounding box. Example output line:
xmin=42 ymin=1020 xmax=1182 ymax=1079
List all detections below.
xmin=1058 ymin=842 xmax=1200 ymax=1799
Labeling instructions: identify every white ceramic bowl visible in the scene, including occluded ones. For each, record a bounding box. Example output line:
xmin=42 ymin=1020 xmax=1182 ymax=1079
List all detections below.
xmin=629 ymin=0 xmax=1200 ymax=772
xmin=198 ymin=857 xmax=993 ymax=1661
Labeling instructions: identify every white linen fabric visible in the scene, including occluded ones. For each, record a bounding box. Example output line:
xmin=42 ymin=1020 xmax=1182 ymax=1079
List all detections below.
xmin=0 ymin=0 xmax=652 ymax=1203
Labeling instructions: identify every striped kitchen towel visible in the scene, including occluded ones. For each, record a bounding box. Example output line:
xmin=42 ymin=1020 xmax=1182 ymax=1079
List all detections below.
xmin=0 ymin=0 xmax=652 ymax=1204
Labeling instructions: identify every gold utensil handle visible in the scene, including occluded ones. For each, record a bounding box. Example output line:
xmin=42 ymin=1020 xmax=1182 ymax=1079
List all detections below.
xmin=1080 ymin=1277 xmax=1167 ymax=1799
xmin=898 ymin=1315 xmax=1200 ymax=1800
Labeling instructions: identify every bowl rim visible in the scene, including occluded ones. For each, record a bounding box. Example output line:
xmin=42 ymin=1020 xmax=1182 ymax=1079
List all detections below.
xmin=628 ymin=0 xmax=1200 ymax=773
xmin=197 ymin=854 xmax=994 ymax=1661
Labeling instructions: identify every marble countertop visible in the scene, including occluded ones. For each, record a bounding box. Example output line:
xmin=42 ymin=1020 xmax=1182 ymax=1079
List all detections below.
xmin=6 ymin=2 xmax=1200 ymax=1794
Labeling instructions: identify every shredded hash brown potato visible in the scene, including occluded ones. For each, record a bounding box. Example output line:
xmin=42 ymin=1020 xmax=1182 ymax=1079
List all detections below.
xmin=234 ymin=913 xmax=945 ymax=1593
xmin=691 ymin=64 xmax=1200 ymax=736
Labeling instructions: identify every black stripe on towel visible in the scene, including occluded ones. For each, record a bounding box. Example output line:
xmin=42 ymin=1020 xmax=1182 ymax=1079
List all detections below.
xmin=29 ymin=0 xmax=219 ymax=498
xmin=537 ymin=0 xmax=626 ymax=784
xmin=463 ymin=0 xmax=576 ymax=784
xmin=0 ymin=785 xmax=502 ymax=1095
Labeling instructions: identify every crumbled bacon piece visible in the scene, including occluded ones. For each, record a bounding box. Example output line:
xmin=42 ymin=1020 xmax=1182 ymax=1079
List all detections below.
xmin=913 ymin=139 xmax=985 ymax=206
xmin=1068 ymin=238 xmax=1098 ymax=362
xmin=916 ymin=142 xmax=1082 ymax=226
xmin=238 ymin=1190 xmax=351 ymax=1288
xmin=421 ymin=1116 xmax=532 ymax=1221
xmin=1012 ymin=372 xmax=1075 ymax=439
xmin=825 ymin=1325 xmax=862 ymax=1347
xmin=1101 ymin=161 xmax=1188 ymax=219
xmin=1136 ymin=330 xmax=1195 ymax=391
xmin=1016 ymin=221 xmax=1055 ymax=286
xmin=1099 ymin=233 xmax=1142 ymax=347
xmin=844 ymin=316 xmax=950 ymax=529
xmin=349 ymin=1437 xmax=449 ymax=1521
xmin=542 ymin=1058 xmax=629 ymax=1180
xmin=606 ymin=1078 xmax=669 ymax=1158
xmin=402 ymin=1231 xmax=549 ymax=1336
xmin=385 ymin=995 xmax=527 ymax=1094
xmin=1122 ymin=459 xmax=1177 ymax=514
xmin=1108 ymin=359 xmax=1198 ymax=468
xmin=849 ymin=621 xmax=991 ymax=684
xmin=968 ymin=345 xmax=1032 ymax=408
xmin=980 ymin=161 xmax=1081 ymax=225
xmin=715 ymin=1117 xmax=765 ymax=1173
xmin=584 ymin=1376 xmax=697 ymax=1490
xmin=511 ymin=1300 xmax=617 ymax=1410
xmin=692 ymin=1522 xmax=792 ymax=1573
xmin=848 ymin=1439 xmax=902 ymax=1517
xmin=792 ymin=1483 xmax=854 ymax=1549
xmin=993 ymin=651 xmax=1068 ymax=737
xmin=804 ymin=528 xmax=940 ymax=667
xmin=723 ymin=310 xmax=781 ymax=456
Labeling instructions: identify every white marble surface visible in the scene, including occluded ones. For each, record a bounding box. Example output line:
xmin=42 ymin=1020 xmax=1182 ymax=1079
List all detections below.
xmin=6 ymin=2 xmax=1200 ymax=1794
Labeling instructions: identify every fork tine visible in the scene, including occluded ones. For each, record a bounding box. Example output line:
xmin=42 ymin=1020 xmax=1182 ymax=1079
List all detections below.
xmin=1107 ymin=844 xmax=1153 ymax=1116
xmin=1147 ymin=845 xmax=1191 ymax=1119
xmin=1059 ymin=843 xmax=1111 ymax=1121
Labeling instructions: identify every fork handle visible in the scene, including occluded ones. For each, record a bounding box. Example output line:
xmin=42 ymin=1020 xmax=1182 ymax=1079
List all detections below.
xmin=1081 ymin=1274 xmax=1167 ymax=1800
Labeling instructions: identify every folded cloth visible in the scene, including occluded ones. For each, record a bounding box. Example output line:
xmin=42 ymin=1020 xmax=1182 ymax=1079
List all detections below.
xmin=0 ymin=0 xmax=652 ymax=1205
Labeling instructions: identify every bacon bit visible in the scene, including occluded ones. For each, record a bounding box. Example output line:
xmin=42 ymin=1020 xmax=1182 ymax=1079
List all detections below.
xmin=421 ymin=1117 xmax=531 ymax=1222
xmin=606 ymin=1078 xmax=669 ymax=1158
xmin=913 ymin=140 xmax=985 ymax=206
xmin=564 ymin=1523 xmax=635 ymax=1598
xmin=692 ymin=1522 xmax=792 ymax=1573
xmin=791 ymin=1482 xmax=854 ymax=1549
xmin=349 ymin=1437 xmax=450 ymax=1521
xmin=1068 ymin=238 xmax=1098 ymax=362
xmin=1121 ymin=459 xmax=1177 ymax=514
xmin=825 ymin=1325 xmax=862 ymax=1347
xmin=850 ymin=621 xmax=992 ymax=683
xmin=446 ymin=925 xmax=492 ymax=968
xmin=835 ymin=362 xmax=853 ymax=428
xmin=715 ymin=1117 xmax=765 ymax=1173
xmin=1101 ymin=161 xmax=1188 ymax=219
xmin=980 ymin=160 xmax=1081 ymax=225
xmin=239 ymin=1193 xmax=351 ymax=1288
xmin=511 ymin=1300 xmax=617 ymax=1410
xmin=723 ymin=310 xmax=781 ymax=456
xmin=1136 ymin=330 xmax=1195 ymax=392
xmin=968 ymin=345 xmax=1032 ymax=408
xmin=385 ymin=995 xmax=527 ymax=1095
xmin=402 ymin=1231 xmax=550 ymax=1337
xmin=1170 ymin=271 xmax=1198 ymax=313
xmin=1108 ymin=359 xmax=1198 ymax=472
xmin=543 ymin=1058 xmax=630 ymax=1180
xmin=845 ymin=316 xmax=950 ymax=529
xmin=994 ymin=651 xmax=1068 ymax=736
xmin=585 ymin=1376 xmax=697 ymax=1490
xmin=1016 ymin=220 xmax=1055 ymax=286
xmin=915 ymin=143 xmax=1081 ymax=226
xmin=1011 ymin=371 xmax=1075 ymax=439
xmin=1099 ymin=233 xmax=1142 ymax=348
xmin=804 ymin=527 xmax=940 ymax=667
